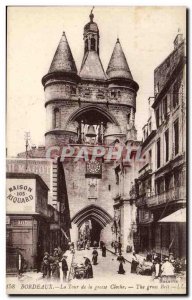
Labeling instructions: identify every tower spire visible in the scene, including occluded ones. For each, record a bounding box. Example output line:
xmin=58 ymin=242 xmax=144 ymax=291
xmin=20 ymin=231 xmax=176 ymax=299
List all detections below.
xmin=90 ymin=6 xmax=94 ymax=22
xmin=106 ymin=38 xmax=133 ymax=80
xmin=48 ymin=32 xmax=77 ymax=74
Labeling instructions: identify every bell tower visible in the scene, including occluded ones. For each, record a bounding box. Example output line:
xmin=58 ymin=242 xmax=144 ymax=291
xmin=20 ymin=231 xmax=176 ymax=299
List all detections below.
xmin=42 ymin=11 xmax=140 ymax=249
xmin=83 ymin=8 xmax=99 ymax=55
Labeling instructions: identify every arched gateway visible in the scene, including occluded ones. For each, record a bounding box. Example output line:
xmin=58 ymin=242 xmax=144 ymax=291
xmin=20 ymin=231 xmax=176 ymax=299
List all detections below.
xmin=71 ymin=205 xmax=113 ymax=246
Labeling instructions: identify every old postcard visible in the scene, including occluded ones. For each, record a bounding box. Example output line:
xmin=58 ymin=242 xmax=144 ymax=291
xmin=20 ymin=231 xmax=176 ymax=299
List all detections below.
xmin=6 ymin=6 xmax=187 ymax=295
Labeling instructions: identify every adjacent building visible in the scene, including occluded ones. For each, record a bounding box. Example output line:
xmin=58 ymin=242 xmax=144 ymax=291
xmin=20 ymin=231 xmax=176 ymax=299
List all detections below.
xmin=6 ymin=173 xmax=50 ymax=273
xmin=134 ymin=32 xmax=186 ymax=258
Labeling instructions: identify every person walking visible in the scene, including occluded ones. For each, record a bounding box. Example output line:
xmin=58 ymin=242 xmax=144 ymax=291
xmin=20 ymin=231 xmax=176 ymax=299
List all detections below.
xmin=84 ymin=257 xmax=93 ymax=278
xmin=131 ymin=251 xmax=139 ymax=273
xmin=114 ymin=241 xmax=118 ymax=254
xmin=42 ymin=252 xmax=51 ymax=279
xmin=161 ymin=257 xmax=175 ymax=276
xmin=61 ymin=254 xmax=68 ymax=282
xmin=117 ymin=252 xmax=126 ymax=274
xmin=118 ymin=241 xmax=122 ymax=254
xmin=51 ymin=258 xmax=60 ymax=281
xmin=86 ymin=240 xmax=91 ymax=250
xmin=102 ymin=243 xmax=107 ymax=257
xmin=93 ymin=241 xmax=97 ymax=248
xmin=92 ymin=248 xmax=98 ymax=265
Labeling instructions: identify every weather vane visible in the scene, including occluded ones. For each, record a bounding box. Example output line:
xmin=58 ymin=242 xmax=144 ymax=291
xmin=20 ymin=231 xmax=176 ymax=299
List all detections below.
xmin=89 ymin=6 xmax=95 ymax=22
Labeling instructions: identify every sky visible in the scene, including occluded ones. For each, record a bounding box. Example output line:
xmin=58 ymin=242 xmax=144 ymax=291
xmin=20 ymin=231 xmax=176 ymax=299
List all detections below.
xmin=7 ymin=6 xmax=186 ymax=157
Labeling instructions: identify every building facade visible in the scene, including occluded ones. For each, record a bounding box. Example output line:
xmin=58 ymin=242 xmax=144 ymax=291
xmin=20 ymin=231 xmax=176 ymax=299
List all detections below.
xmin=42 ymin=11 xmax=141 ymax=249
xmin=6 ymin=173 xmax=50 ymax=273
xmin=134 ymin=33 xmax=186 ymax=258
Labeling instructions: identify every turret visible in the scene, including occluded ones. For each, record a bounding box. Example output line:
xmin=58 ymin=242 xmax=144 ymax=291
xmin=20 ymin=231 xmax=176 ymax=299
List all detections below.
xmin=106 ymin=38 xmax=139 ymax=141
xmin=42 ymin=32 xmax=80 ymax=148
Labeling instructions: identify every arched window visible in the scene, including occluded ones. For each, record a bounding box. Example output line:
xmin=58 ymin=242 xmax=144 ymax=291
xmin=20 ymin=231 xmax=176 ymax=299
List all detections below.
xmin=54 ymin=108 xmax=60 ymax=128
xmin=90 ymin=38 xmax=96 ymax=51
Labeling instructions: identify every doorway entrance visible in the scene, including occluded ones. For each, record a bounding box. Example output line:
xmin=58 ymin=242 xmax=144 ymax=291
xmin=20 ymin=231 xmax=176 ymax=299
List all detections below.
xmin=78 ymin=218 xmax=102 ymax=246
xmin=72 ymin=204 xmax=113 ymax=246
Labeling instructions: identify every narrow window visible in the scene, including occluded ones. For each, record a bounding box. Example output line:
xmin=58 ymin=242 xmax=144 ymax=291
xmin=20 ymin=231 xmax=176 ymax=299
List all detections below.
xmin=149 ymin=149 xmax=152 ymax=166
xmin=54 ymin=108 xmax=60 ymax=128
xmin=165 ymin=129 xmax=169 ymax=162
xmin=108 ymin=185 xmax=111 ymax=191
xmin=174 ymin=119 xmax=179 ymax=155
xmin=156 ymin=108 xmax=160 ymax=128
xmin=85 ymin=39 xmax=88 ymax=52
xmin=173 ymin=81 xmax=180 ymax=108
xmin=90 ymin=38 xmax=96 ymax=51
xmin=164 ymin=96 xmax=168 ymax=118
xmin=157 ymin=138 xmax=161 ymax=168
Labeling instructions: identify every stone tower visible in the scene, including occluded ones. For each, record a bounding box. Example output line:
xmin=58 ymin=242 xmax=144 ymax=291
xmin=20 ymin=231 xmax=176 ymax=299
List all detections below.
xmin=42 ymin=11 xmax=140 ymax=248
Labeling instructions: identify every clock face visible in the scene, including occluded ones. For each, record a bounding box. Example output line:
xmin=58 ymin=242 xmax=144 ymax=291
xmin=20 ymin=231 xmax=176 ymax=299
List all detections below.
xmin=87 ymin=160 xmax=101 ymax=174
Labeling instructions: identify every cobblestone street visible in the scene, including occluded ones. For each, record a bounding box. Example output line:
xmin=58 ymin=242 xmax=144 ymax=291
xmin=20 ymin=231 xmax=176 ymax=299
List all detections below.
xmin=6 ymin=248 xmax=186 ymax=294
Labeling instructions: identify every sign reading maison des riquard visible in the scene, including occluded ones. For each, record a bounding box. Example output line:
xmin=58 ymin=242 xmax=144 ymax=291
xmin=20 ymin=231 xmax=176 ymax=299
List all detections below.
xmin=6 ymin=178 xmax=36 ymax=213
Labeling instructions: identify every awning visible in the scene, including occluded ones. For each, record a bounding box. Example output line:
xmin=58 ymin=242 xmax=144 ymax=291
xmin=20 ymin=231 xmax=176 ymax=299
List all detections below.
xmin=158 ymin=208 xmax=186 ymax=223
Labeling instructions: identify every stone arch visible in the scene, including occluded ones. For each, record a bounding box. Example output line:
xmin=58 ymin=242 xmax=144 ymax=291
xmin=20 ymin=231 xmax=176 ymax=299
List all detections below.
xmin=71 ymin=204 xmax=113 ymax=228
xmin=65 ymin=104 xmax=120 ymax=128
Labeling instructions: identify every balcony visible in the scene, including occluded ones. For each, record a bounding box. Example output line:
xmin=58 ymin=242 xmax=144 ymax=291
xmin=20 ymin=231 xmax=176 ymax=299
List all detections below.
xmin=147 ymin=186 xmax=186 ymax=207
xmin=138 ymin=163 xmax=153 ymax=180
xmin=136 ymin=194 xmax=146 ymax=207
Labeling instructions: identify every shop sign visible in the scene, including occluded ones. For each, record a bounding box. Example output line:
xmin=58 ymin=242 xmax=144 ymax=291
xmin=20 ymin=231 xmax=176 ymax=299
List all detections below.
xmin=6 ymin=178 xmax=36 ymax=213
xmin=11 ymin=219 xmax=32 ymax=226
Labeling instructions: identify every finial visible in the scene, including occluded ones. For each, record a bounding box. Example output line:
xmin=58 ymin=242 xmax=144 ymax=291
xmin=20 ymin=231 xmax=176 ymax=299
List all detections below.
xmin=178 ymin=27 xmax=181 ymax=33
xmin=89 ymin=6 xmax=94 ymax=22
xmin=117 ymin=37 xmax=120 ymax=43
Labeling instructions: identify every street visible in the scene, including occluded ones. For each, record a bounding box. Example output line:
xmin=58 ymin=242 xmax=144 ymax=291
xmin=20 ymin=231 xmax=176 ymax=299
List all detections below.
xmin=72 ymin=247 xmax=133 ymax=281
xmin=6 ymin=248 xmax=186 ymax=294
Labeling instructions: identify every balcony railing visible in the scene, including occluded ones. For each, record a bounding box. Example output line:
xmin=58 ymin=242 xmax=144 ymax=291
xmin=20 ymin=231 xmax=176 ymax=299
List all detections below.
xmin=147 ymin=186 xmax=186 ymax=207
xmin=138 ymin=163 xmax=153 ymax=178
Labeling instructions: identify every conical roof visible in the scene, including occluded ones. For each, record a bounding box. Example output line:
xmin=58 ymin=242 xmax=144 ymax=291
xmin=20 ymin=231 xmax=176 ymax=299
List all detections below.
xmin=106 ymin=38 xmax=133 ymax=80
xmin=79 ymin=51 xmax=106 ymax=81
xmin=48 ymin=32 xmax=77 ymax=74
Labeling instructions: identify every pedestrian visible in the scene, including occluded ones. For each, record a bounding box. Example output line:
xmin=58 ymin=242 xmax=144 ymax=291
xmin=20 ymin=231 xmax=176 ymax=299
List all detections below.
xmin=100 ymin=240 xmax=104 ymax=249
xmin=42 ymin=252 xmax=51 ymax=279
xmin=86 ymin=240 xmax=91 ymax=250
xmin=169 ymin=252 xmax=174 ymax=262
xmin=53 ymin=248 xmax=59 ymax=259
xmin=17 ymin=249 xmax=23 ymax=277
xmin=117 ymin=252 xmax=125 ymax=274
xmin=114 ymin=241 xmax=118 ymax=254
xmin=118 ymin=241 xmax=122 ymax=254
xmin=153 ymin=257 xmax=161 ymax=279
xmin=146 ymin=252 xmax=152 ymax=262
xmin=102 ymin=243 xmax=107 ymax=257
xmin=84 ymin=257 xmax=93 ymax=278
xmin=51 ymin=258 xmax=60 ymax=281
xmin=131 ymin=251 xmax=139 ymax=273
xmin=161 ymin=257 xmax=175 ymax=276
xmin=83 ymin=239 xmax=87 ymax=250
xmin=61 ymin=254 xmax=68 ymax=282
xmin=92 ymin=247 xmax=98 ymax=265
